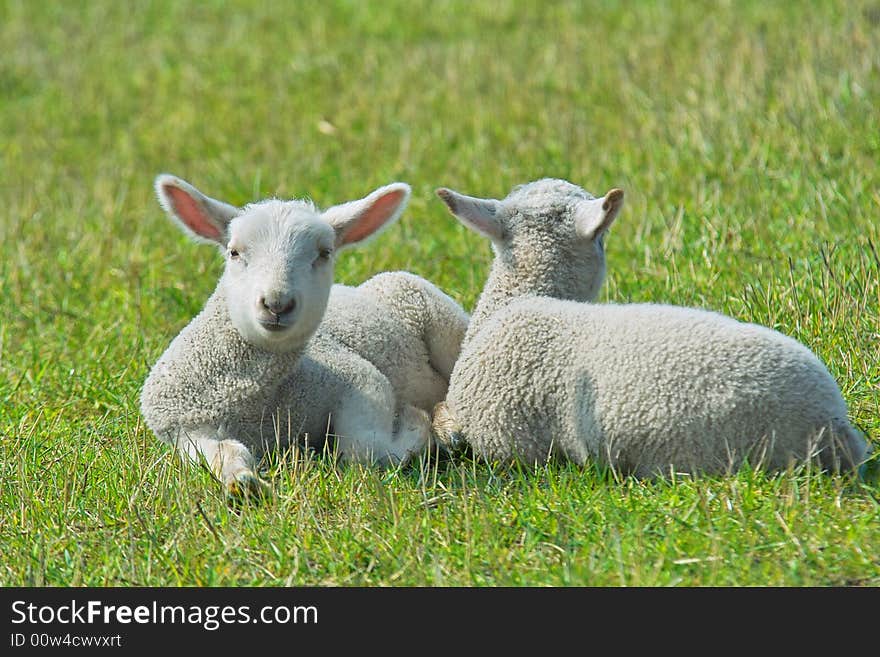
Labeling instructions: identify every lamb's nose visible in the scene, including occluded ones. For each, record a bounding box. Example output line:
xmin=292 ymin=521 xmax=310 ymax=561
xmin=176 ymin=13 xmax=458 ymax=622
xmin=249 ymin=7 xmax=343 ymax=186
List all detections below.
xmin=261 ymin=296 xmax=296 ymax=317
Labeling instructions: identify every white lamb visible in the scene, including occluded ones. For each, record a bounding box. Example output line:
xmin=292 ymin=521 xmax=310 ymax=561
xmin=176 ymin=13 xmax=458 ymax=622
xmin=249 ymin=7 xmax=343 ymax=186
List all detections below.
xmin=141 ymin=174 xmax=468 ymax=499
xmin=432 ymin=178 xmax=869 ymax=477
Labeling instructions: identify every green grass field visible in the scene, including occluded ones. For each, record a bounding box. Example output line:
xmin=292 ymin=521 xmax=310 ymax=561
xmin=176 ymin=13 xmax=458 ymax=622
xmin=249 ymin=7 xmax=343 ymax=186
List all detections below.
xmin=1 ymin=0 xmax=878 ymax=586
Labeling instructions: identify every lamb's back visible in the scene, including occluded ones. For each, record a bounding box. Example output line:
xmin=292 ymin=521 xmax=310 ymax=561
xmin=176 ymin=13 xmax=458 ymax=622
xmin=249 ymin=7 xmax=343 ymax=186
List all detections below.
xmin=318 ymin=275 xmax=447 ymax=411
xmin=449 ymin=298 xmax=850 ymax=471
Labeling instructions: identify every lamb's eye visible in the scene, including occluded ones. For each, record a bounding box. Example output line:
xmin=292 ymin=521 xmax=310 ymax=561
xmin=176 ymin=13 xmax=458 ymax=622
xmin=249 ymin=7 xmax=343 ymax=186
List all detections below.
xmin=228 ymin=248 xmax=247 ymax=265
xmin=318 ymin=247 xmax=332 ymax=260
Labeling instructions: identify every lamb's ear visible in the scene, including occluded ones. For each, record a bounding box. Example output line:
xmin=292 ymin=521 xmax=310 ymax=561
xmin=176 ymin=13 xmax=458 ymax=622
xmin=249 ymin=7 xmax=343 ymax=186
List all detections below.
xmin=575 ymin=188 xmax=624 ymax=240
xmin=154 ymin=174 xmax=241 ymax=245
xmin=435 ymin=188 xmax=504 ymax=242
xmin=322 ymin=182 xmax=411 ymax=250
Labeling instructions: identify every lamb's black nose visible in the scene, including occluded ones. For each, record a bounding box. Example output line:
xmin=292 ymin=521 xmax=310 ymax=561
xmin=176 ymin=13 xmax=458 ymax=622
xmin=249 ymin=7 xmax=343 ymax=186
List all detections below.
xmin=260 ymin=296 xmax=296 ymax=317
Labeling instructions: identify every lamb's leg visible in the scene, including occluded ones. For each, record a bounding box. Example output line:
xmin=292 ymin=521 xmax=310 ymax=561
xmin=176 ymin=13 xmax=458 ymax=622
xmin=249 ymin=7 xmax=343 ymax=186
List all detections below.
xmin=818 ymin=420 xmax=871 ymax=474
xmin=331 ymin=371 xmax=432 ymax=466
xmin=335 ymin=403 xmax=432 ymax=466
xmin=176 ymin=428 xmax=271 ymax=501
xmin=418 ymin=283 xmax=469 ymax=382
xmin=359 ymin=272 xmax=469 ymax=381
xmin=431 ymin=400 xmax=467 ymax=454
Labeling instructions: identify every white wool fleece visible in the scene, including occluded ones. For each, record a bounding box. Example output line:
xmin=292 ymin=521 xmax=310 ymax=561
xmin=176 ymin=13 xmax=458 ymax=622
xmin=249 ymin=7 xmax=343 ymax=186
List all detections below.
xmin=448 ymin=298 xmax=867 ymax=476
xmin=141 ymin=175 xmax=468 ymax=495
xmin=436 ymin=178 xmax=868 ymax=476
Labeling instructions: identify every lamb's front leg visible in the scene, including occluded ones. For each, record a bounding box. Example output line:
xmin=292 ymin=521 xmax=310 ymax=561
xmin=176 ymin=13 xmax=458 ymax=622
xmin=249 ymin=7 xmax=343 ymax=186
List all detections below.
xmin=334 ymin=401 xmax=432 ymax=466
xmin=175 ymin=427 xmax=271 ymax=501
xmin=331 ymin=367 xmax=432 ymax=466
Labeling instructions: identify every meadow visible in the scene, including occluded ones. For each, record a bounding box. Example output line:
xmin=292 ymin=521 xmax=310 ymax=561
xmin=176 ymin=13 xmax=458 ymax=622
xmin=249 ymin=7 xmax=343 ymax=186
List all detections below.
xmin=1 ymin=0 xmax=878 ymax=586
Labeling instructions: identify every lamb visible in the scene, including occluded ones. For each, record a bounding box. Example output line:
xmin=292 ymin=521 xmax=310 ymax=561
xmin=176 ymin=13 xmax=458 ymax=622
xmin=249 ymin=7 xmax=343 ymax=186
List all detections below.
xmin=432 ymin=178 xmax=869 ymax=477
xmin=141 ymin=174 xmax=469 ymax=499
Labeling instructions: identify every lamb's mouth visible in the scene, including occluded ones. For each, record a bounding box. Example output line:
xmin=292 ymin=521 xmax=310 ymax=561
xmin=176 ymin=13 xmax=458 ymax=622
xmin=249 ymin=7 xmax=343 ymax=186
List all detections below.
xmin=258 ymin=319 xmax=291 ymax=332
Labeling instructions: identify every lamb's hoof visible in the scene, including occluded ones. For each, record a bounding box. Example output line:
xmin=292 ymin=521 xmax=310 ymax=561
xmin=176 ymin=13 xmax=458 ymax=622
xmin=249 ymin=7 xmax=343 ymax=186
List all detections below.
xmin=226 ymin=471 xmax=272 ymax=504
xmin=857 ymin=458 xmax=879 ymax=485
xmin=431 ymin=401 xmax=467 ymax=455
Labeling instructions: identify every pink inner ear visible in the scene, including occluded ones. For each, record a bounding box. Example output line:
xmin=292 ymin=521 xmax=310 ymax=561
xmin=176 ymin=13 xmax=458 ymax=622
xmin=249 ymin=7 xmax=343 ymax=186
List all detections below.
xmin=342 ymin=190 xmax=404 ymax=244
xmin=166 ymin=185 xmax=223 ymax=241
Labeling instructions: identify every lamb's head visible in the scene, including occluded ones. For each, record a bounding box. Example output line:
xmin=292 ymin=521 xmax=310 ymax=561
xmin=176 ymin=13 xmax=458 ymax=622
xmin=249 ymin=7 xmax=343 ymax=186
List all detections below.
xmin=437 ymin=178 xmax=623 ymax=302
xmin=155 ymin=174 xmax=410 ymax=352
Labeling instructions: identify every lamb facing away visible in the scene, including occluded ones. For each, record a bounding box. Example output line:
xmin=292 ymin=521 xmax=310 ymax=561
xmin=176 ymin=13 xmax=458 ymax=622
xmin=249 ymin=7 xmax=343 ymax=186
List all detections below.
xmin=432 ymin=178 xmax=869 ymax=477
xmin=141 ymin=175 xmax=468 ymax=499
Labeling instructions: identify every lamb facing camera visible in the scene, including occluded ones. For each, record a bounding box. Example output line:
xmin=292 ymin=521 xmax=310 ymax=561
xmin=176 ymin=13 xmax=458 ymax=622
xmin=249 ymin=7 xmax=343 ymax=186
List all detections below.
xmin=433 ymin=178 xmax=869 ymax=477
xmin=141 ymin=175 xmax=468 ymax=500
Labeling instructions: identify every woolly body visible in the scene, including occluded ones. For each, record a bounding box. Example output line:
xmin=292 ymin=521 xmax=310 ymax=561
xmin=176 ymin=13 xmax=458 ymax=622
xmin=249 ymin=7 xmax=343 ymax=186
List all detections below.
xmin=448 ymin=297 xmax=864 ymax=475
xmin=140 ymin=175 xmax=467 ymax=496
xmin=142 ymin=272 xmax=466 ymax=456
xmin=437 ymin=178 xmax=867 ymax=476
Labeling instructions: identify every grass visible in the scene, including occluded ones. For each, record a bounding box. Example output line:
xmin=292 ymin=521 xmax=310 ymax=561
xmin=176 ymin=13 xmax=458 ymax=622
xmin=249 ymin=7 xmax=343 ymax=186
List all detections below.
xmin=1 ymin=0 xmax=878 ymax=586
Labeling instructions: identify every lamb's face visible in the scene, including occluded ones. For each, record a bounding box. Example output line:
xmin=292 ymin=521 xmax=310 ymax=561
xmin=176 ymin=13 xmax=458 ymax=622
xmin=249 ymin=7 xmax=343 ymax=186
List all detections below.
xmin=156 ymin=174 xmax=411 ymax=353
xmin=222 ymin=200 xmax=336 ymax=352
